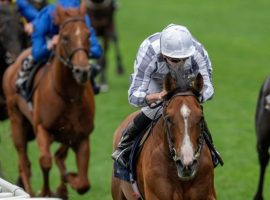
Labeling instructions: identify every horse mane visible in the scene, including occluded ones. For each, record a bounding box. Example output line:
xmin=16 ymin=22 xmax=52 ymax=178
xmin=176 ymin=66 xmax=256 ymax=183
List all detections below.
xmin=164 ymin=70 xmax=203 ymax=100
xmin=0 ymin=4 xmax=20 ymax=22
xmin=54 ymin=4 xmax=86 ymax=26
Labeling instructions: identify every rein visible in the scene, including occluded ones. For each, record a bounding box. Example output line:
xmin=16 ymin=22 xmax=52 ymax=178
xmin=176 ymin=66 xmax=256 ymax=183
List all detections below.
xmin=162 ymin=91 xmax=205 ymax=162
xmin=51 ymin=17 xmax=90 ymax=103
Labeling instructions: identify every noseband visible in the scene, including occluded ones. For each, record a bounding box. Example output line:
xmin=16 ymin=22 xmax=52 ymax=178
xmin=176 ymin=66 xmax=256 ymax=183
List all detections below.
xmin=55 ymin=17 xmax=89 ymax=70
xmin=162 ymin=91 xmax=205 ymax=163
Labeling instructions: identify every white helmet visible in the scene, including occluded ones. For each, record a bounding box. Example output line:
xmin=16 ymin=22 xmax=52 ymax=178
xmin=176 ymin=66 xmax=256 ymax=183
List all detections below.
xmin=160 ymin=24 xmax=195 ymax=58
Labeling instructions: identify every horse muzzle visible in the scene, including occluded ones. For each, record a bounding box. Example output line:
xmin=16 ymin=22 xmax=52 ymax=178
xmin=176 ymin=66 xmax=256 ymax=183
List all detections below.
xmin=175 ymin=158 xmax=198 ymax=181
xmin=72 ymin=65 xmax=91 ymax=84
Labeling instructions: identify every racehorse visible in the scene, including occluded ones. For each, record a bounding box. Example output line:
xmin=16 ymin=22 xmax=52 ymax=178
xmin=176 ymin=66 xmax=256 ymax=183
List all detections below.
xmin=87 ymin=0 xmax=124 ymax=90
xmin=3 ymin=4 xmax=95 ymax=198
xmin=111 ymin=72 xmax=216 ymax=200
xmin=254 ymin=75 xmax=270 ymax=200
xmin=0 ymin=4 xmax=27 ymax=120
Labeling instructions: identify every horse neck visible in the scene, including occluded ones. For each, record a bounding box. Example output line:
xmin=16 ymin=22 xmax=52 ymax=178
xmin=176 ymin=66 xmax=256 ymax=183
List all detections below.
xmin=51 ymin=58 xmax=84 ymax=99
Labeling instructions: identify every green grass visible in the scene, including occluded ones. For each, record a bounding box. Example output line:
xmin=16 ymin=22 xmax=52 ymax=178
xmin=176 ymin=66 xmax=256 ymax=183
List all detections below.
xmin=1 ymin=0 xmax=270 ymax=199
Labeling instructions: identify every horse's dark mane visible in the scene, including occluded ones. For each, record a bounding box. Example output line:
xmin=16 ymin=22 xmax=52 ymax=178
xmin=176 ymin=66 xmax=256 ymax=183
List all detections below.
xmin=164 ymin=69 xmax=200 ymax=101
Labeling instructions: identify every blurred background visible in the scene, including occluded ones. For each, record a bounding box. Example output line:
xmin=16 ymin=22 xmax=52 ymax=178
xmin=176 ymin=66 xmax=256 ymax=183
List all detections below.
xmin=1 ymin=0 xmax=270 ymax=199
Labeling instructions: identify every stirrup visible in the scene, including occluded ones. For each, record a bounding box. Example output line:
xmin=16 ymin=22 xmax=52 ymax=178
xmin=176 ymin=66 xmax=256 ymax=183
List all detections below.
xmin=112 ymin=148 xmax=130 ymax=168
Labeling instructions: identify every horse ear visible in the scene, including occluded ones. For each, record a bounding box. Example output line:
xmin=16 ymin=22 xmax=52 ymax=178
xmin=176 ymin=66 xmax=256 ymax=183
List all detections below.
xmin=192 ymin=73 xmax=204 ymax=93
xmin=54 ymin=5 xmax=64 ymax=25
xmin=80 ymin=2 xmax=87 ymax=16
xmin=164 ymin=72 xmax=176 ymax=92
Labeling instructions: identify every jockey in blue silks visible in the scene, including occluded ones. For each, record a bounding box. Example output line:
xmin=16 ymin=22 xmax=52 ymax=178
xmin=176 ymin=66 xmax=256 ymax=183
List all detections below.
xmin=16 ymin=0 xmax=103 ymax=98
xmin=16 ymin=0 xmax=48 ymax=35
xmin=16 ymin=0 xmax=40 ymax=22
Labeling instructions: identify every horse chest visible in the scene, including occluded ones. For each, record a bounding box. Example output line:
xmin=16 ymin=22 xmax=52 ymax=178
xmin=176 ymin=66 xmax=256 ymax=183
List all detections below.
xmin=45 ymin=107 xmax=93 ymax=142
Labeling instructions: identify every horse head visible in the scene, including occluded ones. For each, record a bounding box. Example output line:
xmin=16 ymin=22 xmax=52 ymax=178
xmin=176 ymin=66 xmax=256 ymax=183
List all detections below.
xmin=162 ymin=71 xmax=204 ymax=180
xmin=0 ymin=5 xmax=25 ymax=65
xmin=54 ymin=4 xmax=91 ymax=84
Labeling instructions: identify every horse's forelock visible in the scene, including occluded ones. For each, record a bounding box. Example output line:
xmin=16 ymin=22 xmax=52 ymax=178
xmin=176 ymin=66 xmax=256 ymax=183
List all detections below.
xmin=165 ymin=70 xmax=189 ymax=93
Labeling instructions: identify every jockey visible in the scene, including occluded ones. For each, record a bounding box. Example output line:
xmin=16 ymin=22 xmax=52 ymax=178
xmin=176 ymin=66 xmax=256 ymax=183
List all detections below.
xmin=112 ymin=24 xmax=223 ymax=168
xmin=16 ymin=0 xmax=48 ymax=35
xmin=16 ymin=0 xmax=103 ymax=98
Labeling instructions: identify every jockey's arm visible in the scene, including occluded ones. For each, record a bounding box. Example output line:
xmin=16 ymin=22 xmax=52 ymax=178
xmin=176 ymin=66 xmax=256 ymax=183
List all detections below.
xmin=16 ymin=0 xmax=39 ymax=22
xmin=128 ymin=40 xmax=164 ymax=107
xmin=31 ymin=11 xmax=51 ymax=62
xmin=84 ymin=15 xmax=103 ymax=59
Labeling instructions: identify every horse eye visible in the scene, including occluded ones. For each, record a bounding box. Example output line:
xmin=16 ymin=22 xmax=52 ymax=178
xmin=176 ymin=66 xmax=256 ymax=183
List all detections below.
xmin=165 ymin=116 xmax=173 ymax=125
xmin=61 ymin=35 xmax=69 ymax=44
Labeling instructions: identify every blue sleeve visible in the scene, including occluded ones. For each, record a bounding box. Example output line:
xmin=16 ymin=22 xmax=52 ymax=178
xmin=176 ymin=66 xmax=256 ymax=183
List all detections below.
xmin=85 ymin=15 xmax=103 ymax=59
xmin=16 ymin=0 xmax=39 ymax=22
xmin=31 ymin=10 xmax=51 ymax=62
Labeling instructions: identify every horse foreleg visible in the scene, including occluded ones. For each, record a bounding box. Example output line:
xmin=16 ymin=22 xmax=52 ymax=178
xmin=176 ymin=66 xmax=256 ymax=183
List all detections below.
xmin=36 ymin=125 xmax=53 ymax=197
xmin=254 ymin=143 xmax=269 ymax=200
xmin=9 ymin=114 xmax=34 ymax=196
xmin=66 ymin=137 xmax=90 ymax=194
xmin=54 ymin=144 xmax=69 ymax=199
xmin=111 ymin=29 xmax=124 ymax=75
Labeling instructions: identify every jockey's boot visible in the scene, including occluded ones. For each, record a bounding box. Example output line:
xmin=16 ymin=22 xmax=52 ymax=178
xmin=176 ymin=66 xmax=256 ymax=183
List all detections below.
xmin=201 ymin=117 xmax=224 ymax=168
xmin=112 ymin=112 xmax=152 ymax=168
xmin=90 ymin=63 xmax=101 ymax=95
xmin=16 ymin=55 xmax=34 ymax=98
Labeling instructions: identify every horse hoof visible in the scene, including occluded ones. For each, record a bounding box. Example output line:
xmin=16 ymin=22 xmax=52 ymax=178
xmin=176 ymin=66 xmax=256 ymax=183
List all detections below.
xmin=77 ymin=185 xmax=90 ymax=194
xmin=16 ymin=177 xmax=24 ymax=188
xmin=56 ymin=184 xmax=68 ymax=200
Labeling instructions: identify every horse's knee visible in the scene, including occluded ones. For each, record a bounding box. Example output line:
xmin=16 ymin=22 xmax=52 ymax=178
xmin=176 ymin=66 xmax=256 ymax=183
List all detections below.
xmin=39 ymin=155 xmax=52 ymax=171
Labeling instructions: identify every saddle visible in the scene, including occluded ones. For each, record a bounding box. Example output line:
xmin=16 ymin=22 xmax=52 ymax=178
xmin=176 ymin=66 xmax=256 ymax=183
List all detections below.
xmin=21 ymin=60 xmax=47 ymax=102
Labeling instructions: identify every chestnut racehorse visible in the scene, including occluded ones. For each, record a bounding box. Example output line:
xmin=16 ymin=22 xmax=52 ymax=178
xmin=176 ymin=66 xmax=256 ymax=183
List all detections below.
xmin=254 ymin=75 xmax=270 ymax=200
xmin=3 ymin=5 xmax=95 ymax=198
xmin=87 ymin=0 xmax=124 ymax=90
xmin=112 ymin=72 xmax=216 ymax=200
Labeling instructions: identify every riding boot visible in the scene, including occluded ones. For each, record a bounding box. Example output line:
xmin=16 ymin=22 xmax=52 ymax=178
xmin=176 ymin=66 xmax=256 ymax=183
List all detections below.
xmin=201 ymin=117 xmax=224 ymax=168
xmin=16 ymin=55 xmax=34 ymax=98
xmin=90 ymin=64 xmax=101 ymax=95
xmin=112 ymin=112 xmax=152 ymax=168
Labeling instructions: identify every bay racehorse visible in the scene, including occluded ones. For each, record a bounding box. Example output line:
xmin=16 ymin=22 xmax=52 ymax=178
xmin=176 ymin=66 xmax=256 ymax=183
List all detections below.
xmin=3 ymin=4 xmax=95 ymax=198
xmin=87 ymin=0 xmax=124 ymax=90
xmin=0 ymin=4 xmax=27 ymax=120
xmin=111 ymin=72 xmax=216 ymax=200
xmin=254 ymin=75 xmax=270 ymax=200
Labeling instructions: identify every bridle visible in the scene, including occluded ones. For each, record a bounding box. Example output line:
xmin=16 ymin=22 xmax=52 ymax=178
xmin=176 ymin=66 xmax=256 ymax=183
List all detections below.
xmin=52 ymin=16 xmax=91 ymax=103
xmin=162 ymin=90 xmax=205 ymax=163
xmin=54 ymin=17 xmax=90 ymax=71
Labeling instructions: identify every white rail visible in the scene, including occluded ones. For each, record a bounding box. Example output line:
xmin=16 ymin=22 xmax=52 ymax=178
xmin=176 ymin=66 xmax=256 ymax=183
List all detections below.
xmin=0 ymin=178 xmax=62 ymax=199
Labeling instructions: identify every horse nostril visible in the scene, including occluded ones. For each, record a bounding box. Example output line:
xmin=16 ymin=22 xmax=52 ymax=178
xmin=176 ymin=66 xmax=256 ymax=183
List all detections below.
xmin=74 ymin=68 xmax=80 ymax=74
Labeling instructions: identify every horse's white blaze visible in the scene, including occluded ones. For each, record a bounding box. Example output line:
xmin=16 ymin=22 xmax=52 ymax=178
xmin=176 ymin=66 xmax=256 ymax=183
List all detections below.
xmin=75 ymin=27 xmax=83 ymax=46
xmin=180 ymin=104 xmax=194 ymax=165
xmin=75 ymin=27 xmax=81 ymax=36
